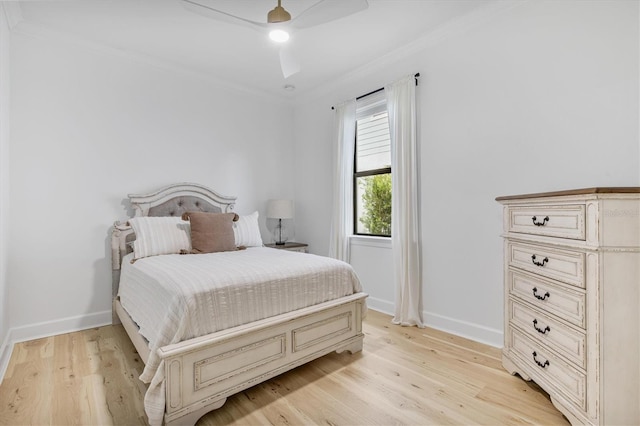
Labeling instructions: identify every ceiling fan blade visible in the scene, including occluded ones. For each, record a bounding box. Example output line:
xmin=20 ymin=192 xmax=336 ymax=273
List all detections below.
xmin=181 ymin=0 xmax=268 ymax=28
xmin=291 ymin=0 xmax=368 ymax=29
xmin=279 ymin=46 xmax=301 ymax=79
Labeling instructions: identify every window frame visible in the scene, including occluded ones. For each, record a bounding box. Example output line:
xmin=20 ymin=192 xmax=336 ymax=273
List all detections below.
xmin=353 ymin=91 xmax=392 ymax=238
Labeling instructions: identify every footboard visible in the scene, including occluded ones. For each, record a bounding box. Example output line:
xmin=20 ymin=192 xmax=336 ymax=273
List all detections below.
xmin=158 ymin=293 xmax=367 ymax=426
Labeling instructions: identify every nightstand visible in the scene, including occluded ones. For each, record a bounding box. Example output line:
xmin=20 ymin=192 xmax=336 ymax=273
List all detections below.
xmin=264 ymin=242 xmax=308 ymax=253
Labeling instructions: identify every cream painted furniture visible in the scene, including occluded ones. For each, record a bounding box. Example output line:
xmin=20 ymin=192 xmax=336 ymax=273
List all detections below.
xmin=264 ymin=242 xmax=309 ymax=253
xmin=111 ymin=183 xmax=366 ymax=426
xmin=497 ymin=188 xmax=640 ymax=425
xmin=0 ymin=310 xmax=571 ymax=425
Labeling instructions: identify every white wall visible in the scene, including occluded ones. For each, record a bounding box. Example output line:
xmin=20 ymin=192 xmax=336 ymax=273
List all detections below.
xmin=8 ymin=31 xmax=295 ymax=336
xmin=2 ymin=0 xmax=638 ymax=358
xmin=293 ymin=0 xmax=639 ymax=346
xmin=0 ymin=5 xmax=12 ymax=364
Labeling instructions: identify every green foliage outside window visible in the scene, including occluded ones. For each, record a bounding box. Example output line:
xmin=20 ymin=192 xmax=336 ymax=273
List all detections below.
xmin=359 ymin=173 xmax=391 ymax=235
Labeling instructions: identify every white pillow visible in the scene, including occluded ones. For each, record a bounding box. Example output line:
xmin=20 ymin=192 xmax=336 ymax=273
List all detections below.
xmin=128 ymin=216 xmax=191 ymax=259
xmin=233 ymin=211 xmax=263 ymax=247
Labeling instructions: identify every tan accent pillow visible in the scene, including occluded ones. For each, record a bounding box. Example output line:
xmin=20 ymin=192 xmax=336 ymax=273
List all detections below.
xmin=181 ymin=212 xmax=239 ymax=254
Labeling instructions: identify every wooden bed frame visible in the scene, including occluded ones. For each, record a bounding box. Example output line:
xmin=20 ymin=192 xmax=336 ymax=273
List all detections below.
xmin=111 ymin=183 xmax=367 ymax=425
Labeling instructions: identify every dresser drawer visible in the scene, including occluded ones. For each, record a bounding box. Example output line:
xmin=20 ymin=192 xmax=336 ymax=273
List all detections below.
xmin=507 ymin=204 xmax=585 ymax=240
xmin=508 ymin=242 xmax=585 ymax=288
xmin=508 ymin=269 xmax=585 ymax=328
xmin=509 ymin=298 xmax=586 ymax=369
xmin=508 ymin=327 xmax=586 ymax=411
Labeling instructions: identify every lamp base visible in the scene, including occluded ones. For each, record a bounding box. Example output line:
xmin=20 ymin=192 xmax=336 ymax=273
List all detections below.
xmin=275 ymin=241 xmax=285 ymax=245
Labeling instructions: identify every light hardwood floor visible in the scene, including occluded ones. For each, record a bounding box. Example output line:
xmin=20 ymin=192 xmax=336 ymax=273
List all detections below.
xmin=0 ymin=310 xmax=569 ymax=425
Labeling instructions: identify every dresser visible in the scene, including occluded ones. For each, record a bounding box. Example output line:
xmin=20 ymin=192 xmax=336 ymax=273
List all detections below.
xmin=496 ymin=188 xmax=640 ymax=425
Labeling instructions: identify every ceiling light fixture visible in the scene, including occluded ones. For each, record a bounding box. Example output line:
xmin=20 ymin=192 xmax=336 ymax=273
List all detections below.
xmin=269 ymin=29 xmax=290 ymax=43
xmin=267 ymin=0 xmax=291 ymax=24
xmin=267 ymin=1 xmax=291 ymax=43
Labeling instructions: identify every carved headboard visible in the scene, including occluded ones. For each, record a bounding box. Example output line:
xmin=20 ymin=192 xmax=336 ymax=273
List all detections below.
xmin=111 ymin=183 xmax=236 ymax=297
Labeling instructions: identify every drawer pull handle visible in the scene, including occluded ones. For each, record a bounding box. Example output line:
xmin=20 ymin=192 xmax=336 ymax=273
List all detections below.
xmin=532 ymin=351 xmax=550 ymax=369
xmin=532 ymin=216 xmax=550 ymax=226
xmin=531 ymin=255 xmax=549 ymax=267
xmin=532 ymin=319 xmax=551 ymax=334
xmin=532 ymin=287 xmax=550 ymax=300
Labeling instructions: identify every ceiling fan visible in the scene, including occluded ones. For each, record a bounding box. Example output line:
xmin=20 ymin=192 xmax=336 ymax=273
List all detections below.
xmin=181 ymin=0 xmax=369 ymax=79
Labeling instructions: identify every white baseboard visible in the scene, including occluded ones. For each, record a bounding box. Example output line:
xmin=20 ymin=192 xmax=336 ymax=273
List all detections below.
xmin=365 ymin=296 xmax=395 ymax=317
xmin=0 ymin=303 xmax=503 ymax=383
xmin=0 ymin=330 xmax=13 ymax=383
xmin=367 ymin=298 xmax=503 ymax=348
xmin=0 ymin=310 xmax=112 ymax=383
xmin=8 ymin=310 xmax=113 ymax=344
xmin=422 ymin=310 xmax=503 ymax=348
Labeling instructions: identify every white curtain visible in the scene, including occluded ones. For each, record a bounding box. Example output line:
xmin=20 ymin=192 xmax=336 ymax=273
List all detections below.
xmin=328 ymin=99 xmax=356 ymax=262
xmin=386 ymin=75 xmax=424 ymax=328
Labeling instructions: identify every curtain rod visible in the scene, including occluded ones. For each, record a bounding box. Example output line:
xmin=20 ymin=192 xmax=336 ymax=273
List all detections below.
xmin=331 ymin=73 xmax=420 ymax=110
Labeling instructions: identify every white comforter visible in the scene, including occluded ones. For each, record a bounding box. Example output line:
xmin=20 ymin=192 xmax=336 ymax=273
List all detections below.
xmin=118 ymin=247 xmax=363 ymax=425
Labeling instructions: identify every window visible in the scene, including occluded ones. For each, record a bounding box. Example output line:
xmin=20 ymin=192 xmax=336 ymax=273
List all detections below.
xmin=354 ymin=91 xmax=391 ymax=236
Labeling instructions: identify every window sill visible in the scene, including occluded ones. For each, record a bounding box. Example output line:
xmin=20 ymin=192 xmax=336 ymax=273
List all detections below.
xmin=349 ymin=235 xmax=392 ymax=249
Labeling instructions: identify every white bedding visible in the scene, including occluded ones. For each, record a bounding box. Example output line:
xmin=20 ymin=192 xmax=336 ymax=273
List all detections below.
xmin=117 ymin=247 xmax=363 ymax=425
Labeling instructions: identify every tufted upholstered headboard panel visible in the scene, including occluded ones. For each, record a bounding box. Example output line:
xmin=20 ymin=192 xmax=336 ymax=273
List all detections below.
xmin=111 ymin=183 xmax=237 ymax=300
xmin=148 ymin=196 xmax=222 ymax=217
xmin=127 ymin=183 xmax=235 ymax=218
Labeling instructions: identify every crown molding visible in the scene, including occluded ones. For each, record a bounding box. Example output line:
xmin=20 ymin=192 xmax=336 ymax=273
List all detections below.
xmin=2 ymin=2 xmax=24 ymax=30
xmin=295 ymin=0 xmax=528 ymax=105
xmin=10 ymin=20 xmax=294 ymax=106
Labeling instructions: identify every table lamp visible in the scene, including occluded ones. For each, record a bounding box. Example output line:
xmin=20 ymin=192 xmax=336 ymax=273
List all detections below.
xmin=267 ymin=199 xmax=294 ymax=245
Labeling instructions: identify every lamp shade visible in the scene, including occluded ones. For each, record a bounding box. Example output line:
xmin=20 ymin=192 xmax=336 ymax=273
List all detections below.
xmin=267 ymin=199 xmax=294 ymax=219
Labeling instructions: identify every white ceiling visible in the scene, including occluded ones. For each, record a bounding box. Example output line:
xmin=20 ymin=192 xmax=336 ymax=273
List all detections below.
xmin=11 ymin=0 xmax=493 ymax=99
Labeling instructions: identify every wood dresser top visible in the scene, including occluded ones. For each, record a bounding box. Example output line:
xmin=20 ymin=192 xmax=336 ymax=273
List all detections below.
xmin=495 ymin=187 xmax=640 ymax=201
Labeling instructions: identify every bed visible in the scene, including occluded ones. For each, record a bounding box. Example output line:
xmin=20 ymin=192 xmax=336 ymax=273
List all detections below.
xmin=111 ymin=183 xmax=367 ymax=426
